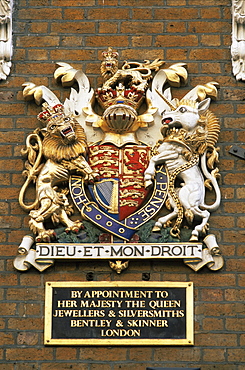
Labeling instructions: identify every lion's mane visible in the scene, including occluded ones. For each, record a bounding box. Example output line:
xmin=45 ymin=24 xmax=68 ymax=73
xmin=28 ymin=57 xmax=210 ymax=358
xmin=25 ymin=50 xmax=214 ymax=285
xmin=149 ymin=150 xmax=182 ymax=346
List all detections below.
xmin=42 ymin=119 xmax=87 ymax=163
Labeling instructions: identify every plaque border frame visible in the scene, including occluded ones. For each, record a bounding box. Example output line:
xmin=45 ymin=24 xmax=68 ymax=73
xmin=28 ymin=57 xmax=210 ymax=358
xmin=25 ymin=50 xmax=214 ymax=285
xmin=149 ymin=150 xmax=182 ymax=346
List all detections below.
xmin=44 ymin=281 xmax=194 ymax=346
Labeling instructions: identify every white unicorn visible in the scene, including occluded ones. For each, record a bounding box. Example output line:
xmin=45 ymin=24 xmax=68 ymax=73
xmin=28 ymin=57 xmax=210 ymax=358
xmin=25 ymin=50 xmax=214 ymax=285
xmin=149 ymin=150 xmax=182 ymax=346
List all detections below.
xmin=144 ymin=93 xmax=221 ymax=241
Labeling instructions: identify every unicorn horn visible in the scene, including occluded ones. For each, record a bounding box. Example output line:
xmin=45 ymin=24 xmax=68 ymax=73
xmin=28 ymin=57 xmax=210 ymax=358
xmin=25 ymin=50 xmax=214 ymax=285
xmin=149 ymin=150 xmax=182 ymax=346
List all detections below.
xmin=155 ymin=89 xmax=176 ymax=111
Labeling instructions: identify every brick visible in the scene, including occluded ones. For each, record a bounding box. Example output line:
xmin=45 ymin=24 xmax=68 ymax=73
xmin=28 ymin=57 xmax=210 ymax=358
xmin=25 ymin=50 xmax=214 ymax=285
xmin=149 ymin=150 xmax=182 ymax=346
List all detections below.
xmin=188 ymin=0 xmax=230 ymax=5
xmin=0 ymin=302 xmax=17 ymax=315
xmin=121 ymin=22 xmax=164 ymax=34
xmin=202 ymin=317 xmax=224 ymax=331
xmin=19 ymin=8 xmax=62 ymax=20
xmin=0 ymin=104 xmax=25 ymax=116
xmin=51 ymin=0 xmax=95 ymax=4
xmin=88 ymin=8 xmax=129 ymax=20
xmin=226 ymin=259 xmax=245 ymax=272
xmin=223 ymin=174 xmax=245 ymax=186
xmin=0 ymin=145 xmax=12 ymax=157
xmin=167 ymin=0 xmax=187 ymax=4
xmin=155 ymin=35 xmax=198 ymax=47
xmin=227 ymin=348 xmax=245 ymax=362
xmin=190 ymin=274 xmax=236 ymax=287
xmin=16 ymin=36 xmax=60 ymax=48
xmin=132 ymin=8 xmax=153 ymax=19
xmin=50 ymin=49 xmax=96 ymax=61
xmin=0 ymin=365 xmax=14 ymax=370
xmin=201 ymin=35 xmax=221 ymax=46
xmin=79 ymin=347 xmax=127 ymax=361
xmin=41 ymin=365 xmax=87 ymax=370
xmin=51 ymin=22 xmax=95 ymax=34
xmin=200 ymin=288 xmax=223 ymax=301
xmin=166 ymin=21 xmax=187 ymax=33
xmin=226 ymin=318 xmax=245 ymax=331
xmin=240 ymin=334 xmax=245 ymax=346
xmin=200 ymin=7 xmax=221 ymax=19
xmin=203 ymin=348 xmax=226 ymax=362
xmin=19 ymin=273 xmax=42 ymax=286
xmin=98 ymin=22 xmax=119 ymax=33
xmin=196 ymin=333 xmax=237 ymax=347
xmin=60 ymin=36 xmax=83 ymax=47
xmin=166 ymin=48 xmax=188 ymax=60
xmin=225 ymin=289 xmax=245 ymax=301
xmin=28 ymin=49 xmax=49 ymax=61
xmin=15 ymin=365 xmax=38 ymax=370
xmin=16 ymin=332 xmax=39 ymax=345
xmin=6 ymin=287 xmax=44 ymax=301
xmin=188 ymin=21 xmax=231 ymax=33
xmin=132 ymin=36 xmax=152 ymax=47
xmin=0 ymin=274 xmax=18 ymax=286
xmin=98 ymin=0 xmax=118 ymax=4
xmin=221 ymin=188 xmax=235 ymax=199
xmin=196 ymin=302 xmax=244 ymax=317
xmin=63 ymin=8 xmax=85 ymax=20
xmin=201 ymin=62 xmax=222 ymax=74
xmin=0 ymin=318 xmax=5 ymax=330
xmin=29 ymin=0 xmax=51 ymax=4
xmin=154 ymin=7 xmax=198 ymax=20
xmin=18 ymin=303 xmax=41 ymax=316
xmin=6 ymin=348 xmax=53 ymax=361
xmin=236 ymin=188 xmax=245 ymax=198
xmin=8 ymin=317 xmax=43 ymax=331
xmin=85 ymin=35 xmax=129 ymax=47
xmin=219 ymin=159 xmax=234 ymax=171
xmin=129 ymin=347 xmax=152 ymax=361
xmin=15 ymin=63 xmax=56 ymax=75
xmin=29 ymin=22 xmax=49 ymax=33
xmin=121 ymin=48 xmax=164 ymax=60
xmin=55 ymin=347 xmax=77 ymax=360
xmin=154 ymin=347 xmax=201 ymax=362
xmin=90 ymin=365 xmax=111 ymax=370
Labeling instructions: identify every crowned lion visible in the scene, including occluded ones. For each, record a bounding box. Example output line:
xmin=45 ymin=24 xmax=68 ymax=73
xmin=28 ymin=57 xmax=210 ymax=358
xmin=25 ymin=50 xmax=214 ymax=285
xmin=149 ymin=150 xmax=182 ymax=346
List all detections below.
xmin=19 ymin=103 xmax=98 ymax=242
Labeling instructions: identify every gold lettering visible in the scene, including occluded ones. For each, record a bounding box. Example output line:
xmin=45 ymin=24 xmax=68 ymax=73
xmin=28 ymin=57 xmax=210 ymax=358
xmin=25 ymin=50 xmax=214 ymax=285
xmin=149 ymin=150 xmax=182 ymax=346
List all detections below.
xmin=80 ymin=300 xmax=123 ymax=308
xmin=71 ymin=291 xmax=83 ymax=298
xmin=154 ymin=291 xmax=169 ymax=298
xmin=53 ymin=309 xmax=105 ymax=318
xmin=57 ymin=300 xmax=77 ymax=308
xmin=70 ymin=319 xmax=111 ymax=327
xmin=125 ymin=300 xmax=145 ymax=308
xmin=100 ymin=329 xmax=141 ymax=337
xmin=127 ymin=319 xmax=168 ymax=327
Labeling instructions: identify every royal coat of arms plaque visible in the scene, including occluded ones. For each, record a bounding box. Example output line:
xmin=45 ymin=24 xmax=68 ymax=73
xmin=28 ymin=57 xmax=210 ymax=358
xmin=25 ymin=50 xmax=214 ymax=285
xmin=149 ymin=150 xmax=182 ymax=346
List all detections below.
xmin=14 ymin=47 xmax=224 ymax=273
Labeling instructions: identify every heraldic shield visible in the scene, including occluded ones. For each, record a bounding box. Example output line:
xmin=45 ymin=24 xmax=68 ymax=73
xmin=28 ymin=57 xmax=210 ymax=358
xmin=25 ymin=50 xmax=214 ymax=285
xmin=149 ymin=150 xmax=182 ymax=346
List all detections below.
xmin=14 ymin=47 xmax=224 ymax=273
xmin=87 ymin=143 xmax=151 ymax=220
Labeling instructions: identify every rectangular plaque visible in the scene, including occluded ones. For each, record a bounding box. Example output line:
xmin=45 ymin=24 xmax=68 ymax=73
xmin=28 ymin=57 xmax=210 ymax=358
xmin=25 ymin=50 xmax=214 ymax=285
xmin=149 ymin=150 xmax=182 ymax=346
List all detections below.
xmin=44 ymin=281 xmax=193 ymax=345
xmin=36 ymin=243 xmax=202 ymax=260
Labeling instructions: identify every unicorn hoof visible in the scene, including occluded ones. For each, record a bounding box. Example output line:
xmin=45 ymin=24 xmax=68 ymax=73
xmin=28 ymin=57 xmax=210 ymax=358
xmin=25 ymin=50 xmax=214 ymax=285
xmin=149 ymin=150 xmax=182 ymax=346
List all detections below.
xmin=144 ymin=180 xmax=153 ymax=189
xmin=152 ymin=225 xmax=161 ymax=232
xmin=189 ymin=234 xmax=198 ymax=241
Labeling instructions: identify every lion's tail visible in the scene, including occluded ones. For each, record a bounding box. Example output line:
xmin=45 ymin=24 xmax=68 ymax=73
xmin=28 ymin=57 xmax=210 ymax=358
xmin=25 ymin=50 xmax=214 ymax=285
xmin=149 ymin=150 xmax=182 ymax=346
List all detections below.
xmin=19 ymin=133 xmax=43 ymax=211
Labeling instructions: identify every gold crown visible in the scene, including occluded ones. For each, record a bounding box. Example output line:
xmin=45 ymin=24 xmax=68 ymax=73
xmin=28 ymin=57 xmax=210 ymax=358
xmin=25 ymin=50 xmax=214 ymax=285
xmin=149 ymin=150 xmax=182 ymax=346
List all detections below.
xmin=95 ymin=84 xmax=145 ymax=111
xmin=37 ymin=103 xmax=65 ymax=124
xmin=102 ymin=47 xmax=118 ymax=61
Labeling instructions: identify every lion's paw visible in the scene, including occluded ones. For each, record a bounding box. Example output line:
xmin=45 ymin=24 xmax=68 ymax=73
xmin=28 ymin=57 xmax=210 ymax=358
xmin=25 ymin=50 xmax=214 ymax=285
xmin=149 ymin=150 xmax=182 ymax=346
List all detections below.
xmin=35 ymin=230 xmax=56 ymax=243
xmin=65 ymin=220 xmax=84 ymax=234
